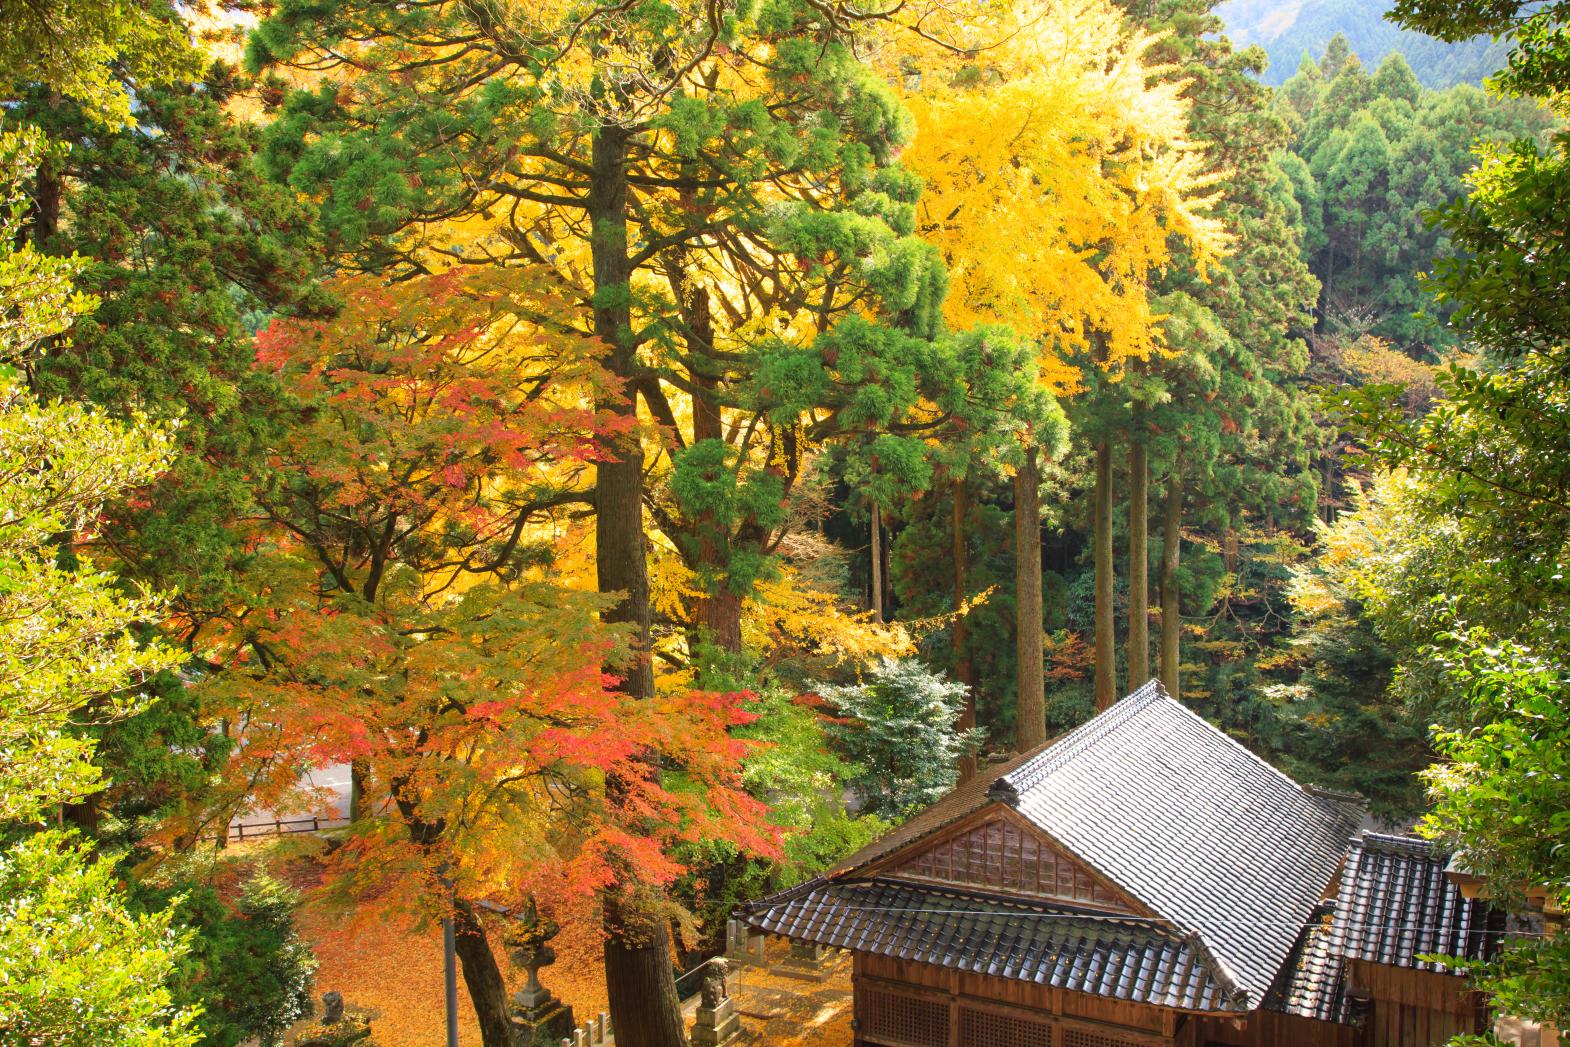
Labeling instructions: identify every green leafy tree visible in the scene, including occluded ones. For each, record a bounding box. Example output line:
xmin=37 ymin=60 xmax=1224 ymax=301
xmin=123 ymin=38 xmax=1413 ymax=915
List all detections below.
xmin=0 ymin=126 xmax=195 ymax=1047
xmin=0 ymin=0 xmax=197 ymax=126
xmin=822 ymin=658 xmax=979 ymax=820
xmin=0 ymin=832 xmax=197 ymax=1045
xmin=1334 ymin=0 xmax=1570 ymax=1028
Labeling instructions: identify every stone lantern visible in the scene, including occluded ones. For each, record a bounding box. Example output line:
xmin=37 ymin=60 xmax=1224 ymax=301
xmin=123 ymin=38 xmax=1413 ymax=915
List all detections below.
xmin=504 ymin=900 xmax=575 ymax=1047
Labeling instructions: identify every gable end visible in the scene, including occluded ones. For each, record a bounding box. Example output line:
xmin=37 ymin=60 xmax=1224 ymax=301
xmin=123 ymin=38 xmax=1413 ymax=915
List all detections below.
xmin=868 ymin=804 xmax=1146 ymax=913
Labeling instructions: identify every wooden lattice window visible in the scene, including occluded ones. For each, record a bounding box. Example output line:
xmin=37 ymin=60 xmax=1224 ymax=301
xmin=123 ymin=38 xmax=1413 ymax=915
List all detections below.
xmin=894 ymin=818 xmax=1129 ymax=909
xmin=959 ymin=1005 xmax=1055 ymax=1047
xmin=1061 ymin=1030 xmax=1140 ymax=1047
xmin=861 ymin=988 xmax=949 ymax=1047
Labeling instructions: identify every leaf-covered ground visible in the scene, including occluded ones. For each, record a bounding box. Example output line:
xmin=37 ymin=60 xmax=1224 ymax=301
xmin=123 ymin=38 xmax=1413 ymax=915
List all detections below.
xmin=286 ymin=855 xmax=851 ymax=1046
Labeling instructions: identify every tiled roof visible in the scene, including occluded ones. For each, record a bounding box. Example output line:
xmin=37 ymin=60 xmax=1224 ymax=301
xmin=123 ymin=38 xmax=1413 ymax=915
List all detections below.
xmin=1332 ymin=833 xmax=1498 ymax=971
xmin=1000 ymin=682 xmax=1362 ymax=1004
xmin=743 ymin=878 xmax=1245 ymax=1011
xmin=1265 ymin=906 xmax=1346 ymax=1023
xmin=823 ymin=682 xmax=1364 ymax=1008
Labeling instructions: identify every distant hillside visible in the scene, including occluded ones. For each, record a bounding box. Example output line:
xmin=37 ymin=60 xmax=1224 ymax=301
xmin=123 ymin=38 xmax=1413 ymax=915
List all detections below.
xmin=1215 ymin=0 xmax=1511 ymax=88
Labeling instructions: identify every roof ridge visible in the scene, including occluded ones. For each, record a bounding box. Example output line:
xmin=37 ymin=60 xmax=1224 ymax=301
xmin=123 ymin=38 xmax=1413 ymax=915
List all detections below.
xmin=1181 ymin=928 xmax=1254 ymax=1011
xmin=1357 ymin=832 xmax=1440 ymax=857
xmin=998 ymin=679 xmax=1166 ymax=798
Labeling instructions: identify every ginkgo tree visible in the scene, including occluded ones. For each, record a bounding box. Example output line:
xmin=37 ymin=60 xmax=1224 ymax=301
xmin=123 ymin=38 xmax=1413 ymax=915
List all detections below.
xmin=183 ymin=268 xmax=776 ymax=1047
xmin=884 ymin=0 xmax=1228 ymax=742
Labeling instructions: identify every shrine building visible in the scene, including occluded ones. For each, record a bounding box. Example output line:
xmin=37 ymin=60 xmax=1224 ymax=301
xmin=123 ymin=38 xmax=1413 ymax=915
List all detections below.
xmin=735 ymin=681 xmax=1500 ymax=1047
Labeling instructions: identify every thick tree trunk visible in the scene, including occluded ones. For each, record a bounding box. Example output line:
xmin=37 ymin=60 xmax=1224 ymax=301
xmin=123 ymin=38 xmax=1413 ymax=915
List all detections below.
xmin=604 ymin=893 xmax=687 ymax=1047
xmin=451 ymin=901 xmax=514 ymax=1047
xmin=1159 ymin=469 xmax=1183 ymax=701
xmin=590 ymin=122 xmax=685 ymax=1047
xmin=1094 ymin=441 xmax=1117 ymax=712
xmin=869 ymin=503 xmax=884 ymax=623
xmin=953 ymin=479 xmax=978 ymax=781
xmin=591 ymin=125 xmax=654 ymax=703
xmin=1127 ymin=435 xmax=1150 ymax=687
xmin=679 ymin=269 xmax=743 ymax=653
xmin=1015 ymin=450 xmax=1045 ymax=751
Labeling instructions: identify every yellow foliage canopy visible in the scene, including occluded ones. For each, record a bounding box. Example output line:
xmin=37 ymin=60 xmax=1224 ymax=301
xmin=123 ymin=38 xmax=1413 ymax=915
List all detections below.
xmin=889 ymin=0 xmax=1230 ymax=391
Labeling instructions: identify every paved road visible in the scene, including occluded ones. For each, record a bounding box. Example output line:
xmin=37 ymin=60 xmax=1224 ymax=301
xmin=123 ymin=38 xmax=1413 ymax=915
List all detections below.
xmin=228 ymin=762 xmax=352 ymax=838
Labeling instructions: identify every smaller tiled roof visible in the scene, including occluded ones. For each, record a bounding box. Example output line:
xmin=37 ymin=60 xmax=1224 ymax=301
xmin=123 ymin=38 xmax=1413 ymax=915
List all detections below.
xmin=1265 ymin=906 xmax=1346 ymax=1024
xmin=743 ymin=877 xmax=1247 ymax=1012
xmin=1332 ymin=833 xmax=1499 ymax=971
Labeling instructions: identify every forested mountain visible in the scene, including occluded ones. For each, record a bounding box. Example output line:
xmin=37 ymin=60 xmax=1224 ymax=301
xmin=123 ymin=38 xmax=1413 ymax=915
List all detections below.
xmin=1216 ymin=0 xmax=1511 ymax=87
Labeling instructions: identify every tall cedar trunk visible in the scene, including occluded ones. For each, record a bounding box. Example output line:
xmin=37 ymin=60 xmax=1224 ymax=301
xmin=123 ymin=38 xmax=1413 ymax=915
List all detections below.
xmin=451 ymin=901 xmax=514 ymax=1047
xmin=590 ymin=123 xmax=686 ymax=1047
xmin=1127 ymin=435 xmax=1149 ymax=687
xmin=1093 ymin=441 xmax=1117 ymax=711
xmin=869 ymin=503 xmax=884 ymax=622
xmin=604 ymin=893 xmax=688 ymax=1047
xmin=1014 ymin=450 xmax=1045 ymax=751
xmin=953 ymin=479 xmax=978 ymax=781
xmin=681 ymin=271 xmax=743 ymax=653
xmin=1160 ymin=469 xmax=1183 ymax=700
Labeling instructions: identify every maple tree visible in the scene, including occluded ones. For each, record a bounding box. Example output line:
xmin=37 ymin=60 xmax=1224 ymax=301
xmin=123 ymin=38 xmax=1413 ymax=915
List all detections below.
xmin=246 ymin=0 xmax=1060 ymax=1031
xmin=183 ymin=268 xmax=774 ymax=1047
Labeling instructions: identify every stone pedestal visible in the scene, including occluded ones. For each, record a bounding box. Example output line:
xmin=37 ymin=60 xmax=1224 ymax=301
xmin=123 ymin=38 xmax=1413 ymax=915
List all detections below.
xmin=773 ymin=940 xmax=837 ymax=982
xmin=725 ymin=918 xmax=768 ymax=968
xmin=511 ymin=994 xmax=575 ymax=1047
xmin=692 ymin=996 xmax=742 ymax=1047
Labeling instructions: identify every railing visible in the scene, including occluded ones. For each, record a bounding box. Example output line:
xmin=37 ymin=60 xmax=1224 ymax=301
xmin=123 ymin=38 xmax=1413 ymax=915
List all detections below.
xmin=559 ymin=1012 xmax=611 ymax=1047
xmin=224 ymin=814 xmax=350 ymax=842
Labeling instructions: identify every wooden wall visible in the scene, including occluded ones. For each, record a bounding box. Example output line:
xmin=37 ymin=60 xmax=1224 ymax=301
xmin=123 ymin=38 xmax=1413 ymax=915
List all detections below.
xmin=853 ymin=951 xmax=1187 ymax=1047
xmin=1183 ymin=1009 xmax=1361 ymax=1047
xmin=1347 ymin=959 xmax=1488 ymax=1047
xmin=847 ymin=950 xmax=1479 ymax=1047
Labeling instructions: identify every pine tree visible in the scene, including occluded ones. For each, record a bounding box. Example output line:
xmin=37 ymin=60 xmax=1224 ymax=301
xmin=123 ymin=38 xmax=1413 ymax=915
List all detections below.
xmin=822 ymin=658 xmax=979 ymax=819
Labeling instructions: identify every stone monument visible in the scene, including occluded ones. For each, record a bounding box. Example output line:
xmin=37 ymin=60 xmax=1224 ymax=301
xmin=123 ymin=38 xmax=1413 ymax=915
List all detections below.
xmin=691 ymin=957 xmax=741 ymax=1047
xmin=506 ymin=903 xmax=576 ymax=1047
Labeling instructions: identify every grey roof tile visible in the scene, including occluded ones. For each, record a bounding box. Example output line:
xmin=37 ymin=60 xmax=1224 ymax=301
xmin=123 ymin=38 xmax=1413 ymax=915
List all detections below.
xmin=1331 ymin=833 xmax=1499 ymax=971
xmin=992 ymin=681 xmax=1364 ymax=1005
xmin=741 ymin=878 xmax=1243 ymax=1011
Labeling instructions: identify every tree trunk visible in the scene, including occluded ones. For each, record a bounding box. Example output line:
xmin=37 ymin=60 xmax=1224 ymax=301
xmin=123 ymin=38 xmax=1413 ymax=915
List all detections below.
xmin=590 ymin=122 xmax=685 ymax=1047
xmin=604 ymin=892 xmax=688 ymax=1047
xmin=591 ymin=123 xmax=654 ymax=704
xmin=1127 ymin=435 xmax=1150 ymax=687
xmin=1159 ymin=468 xmax=1183 ymax=701
xmin=1014 ymin=450 xmax=1045 ymax=751
xmin=349 ymin=758 xmax=368 ymax=822
xmin=1094 ymin=440 xmax=1117 ymax=712
xmin=870 ymin=502 xmax=884 ymax=623
xmin=451 ymin=901 xmax=514 ymax=1047
xmin=679 ymin=267 xmax=742 ymax=653
xmin=953 ymin=479 xmax=978 ymax=781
